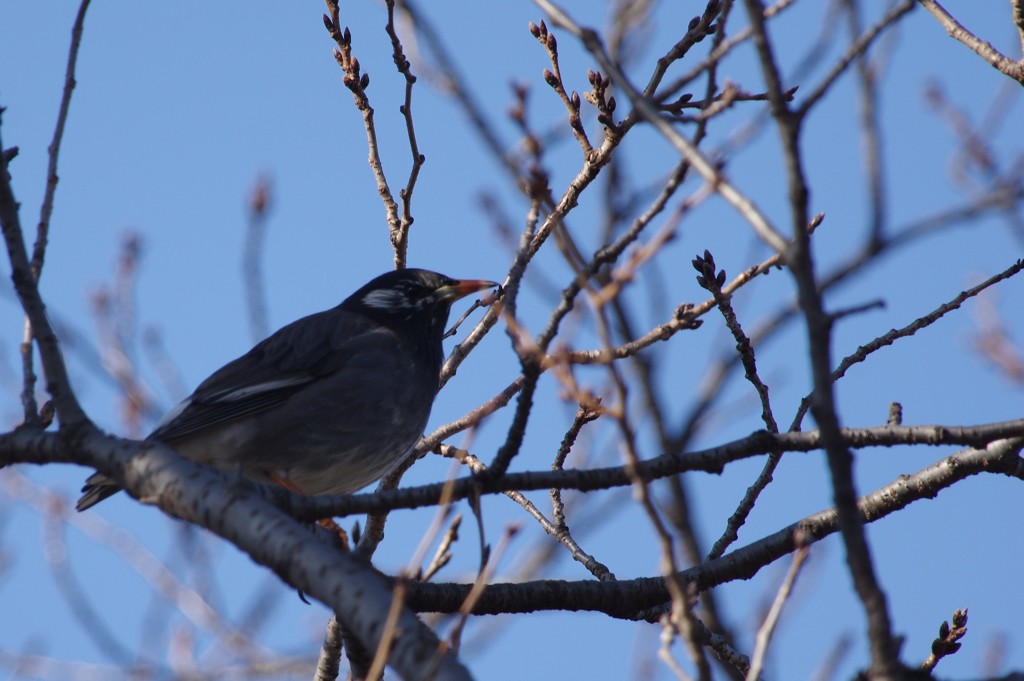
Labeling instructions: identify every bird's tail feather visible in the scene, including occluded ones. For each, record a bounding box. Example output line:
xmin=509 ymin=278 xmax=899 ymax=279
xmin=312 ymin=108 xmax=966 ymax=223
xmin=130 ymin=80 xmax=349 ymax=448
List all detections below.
xmin=76 ymin=472 xmax=121 ymax=511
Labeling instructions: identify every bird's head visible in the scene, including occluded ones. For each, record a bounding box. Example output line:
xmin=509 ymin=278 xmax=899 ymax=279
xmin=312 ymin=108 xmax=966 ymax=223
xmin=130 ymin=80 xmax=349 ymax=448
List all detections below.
xmin=342 ymin=269 xmax=497 ymax=339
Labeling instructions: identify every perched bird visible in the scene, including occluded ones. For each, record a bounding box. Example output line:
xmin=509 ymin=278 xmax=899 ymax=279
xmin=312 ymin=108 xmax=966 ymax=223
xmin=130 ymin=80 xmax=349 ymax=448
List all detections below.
xmin=77 ymin=268 xmax=497 ymax=511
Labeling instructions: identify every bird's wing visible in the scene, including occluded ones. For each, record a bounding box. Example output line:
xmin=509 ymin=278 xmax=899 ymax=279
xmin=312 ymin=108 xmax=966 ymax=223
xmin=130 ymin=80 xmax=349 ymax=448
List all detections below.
xmin=150 ymin=307 xmax=387 ymax=443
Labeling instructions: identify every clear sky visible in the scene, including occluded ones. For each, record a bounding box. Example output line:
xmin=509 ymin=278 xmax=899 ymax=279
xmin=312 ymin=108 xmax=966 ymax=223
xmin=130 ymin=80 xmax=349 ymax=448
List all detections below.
xmin=1 ymin=2 xmax=1022 ymax=680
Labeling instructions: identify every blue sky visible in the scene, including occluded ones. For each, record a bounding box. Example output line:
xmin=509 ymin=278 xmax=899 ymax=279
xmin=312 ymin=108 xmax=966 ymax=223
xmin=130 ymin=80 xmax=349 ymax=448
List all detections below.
xmin=1 ymin=2 xmax=1022 ymax=680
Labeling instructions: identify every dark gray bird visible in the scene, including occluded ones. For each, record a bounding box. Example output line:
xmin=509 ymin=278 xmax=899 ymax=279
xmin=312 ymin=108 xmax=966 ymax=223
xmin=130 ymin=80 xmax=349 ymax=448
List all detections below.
xmin=77 ymin=268 xmax=497 ymax=511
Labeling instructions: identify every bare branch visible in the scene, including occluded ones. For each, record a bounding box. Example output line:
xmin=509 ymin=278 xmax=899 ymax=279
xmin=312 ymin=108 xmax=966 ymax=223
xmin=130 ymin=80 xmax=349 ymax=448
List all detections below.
xmin=920 ymin=608 xmax=968 ymax=672
xmin=791 ymin=258 xmax=1024 ymax=430
xmin=323 ymin=2 xmax=402 ymax=260
xmin=740 ymin=0 xmax=899 ymax=672
xmin=384 ymin=0 xmax=425 ymax=268
xmin=917 ymin=0 xmax=1024 ymax=85
xmin=401 ymin=437 xmax=1024 ymax=617
xmin=33 ymin=0 xmax=93 ymax=280
xmin=533 ymin=0 xmax=790 ymax=253
xmin=0 ymin=114 xmax=89 ymax=428
xmin=746 ymin=538 xmax=810 ymax=681
xmin=313 ymin=614 xmax=343 ymax=681
xmin=274 ymin=419 xmax=1024 ymax=521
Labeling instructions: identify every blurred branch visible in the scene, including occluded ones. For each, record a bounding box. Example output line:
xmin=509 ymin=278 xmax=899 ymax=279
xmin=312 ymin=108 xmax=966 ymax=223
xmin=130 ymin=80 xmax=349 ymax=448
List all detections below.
xmin=5 ymin=470 xmax=263 ymax=660
xmin=395 ymin=0 xmax=515 ymax=177
xmin=795 ymin=0 xmax=914 ymax=118
xmin=243 ymin=175 xmax=271 ymax=344
xmin=0 ymin=652 xmax=314 ymax=680
xmin=91 ymin=233 xmax=162 ymax=436
xmin=745 ymin=538 xmax=809 ymax=681
xmin=534 ymin=0 xmax=790 ymax=253
xmin=842 ymin=0 xmax=890 ymax=244
xmin=0 ymin=426 xmax=473 ymax=681
xmin=740 ymin=0 xmax=899 ymax=673
xmin=972 ymin=291 xmax=1024 ymax=384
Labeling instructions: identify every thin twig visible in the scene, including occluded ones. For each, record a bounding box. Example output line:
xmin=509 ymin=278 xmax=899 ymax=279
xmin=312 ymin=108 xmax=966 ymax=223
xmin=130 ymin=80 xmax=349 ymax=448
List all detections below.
xmin=33 ymin=0 xmax=92 ymax=279
xmin=323 ymin=2 xmax=402 ymax=256
xmin=18 ymin=0 xmax=93 ymax=425
xmin=693 ymin=250 xmax=778 ymax=433
xmin=399 ymin=437 xmax=1024 ymax=618
xmin=740 ymin=0 xmax=900 ymax=674
xmin=533 ymin=0 xmax=789 ymax=253
xmin=441 ymin=523 xmax=520 ymax=656
xmin=421 ymin=514 xmax=462 ymax=582
xmin=590 ymin=275 xmax=711 ymax=679
xmin=790 ymin=258 xmax=1024 ymax=430
xmin=656 ymin=0 xmax=800 ymax=101
xmin=441 ymin=444 xmax=612 ymax=580
xmin=384 ymin=0 xmax=424 ymax=268
xmin=920 ymin=608 xmax=968 ymax=672
xmin=0 ymin=111 xmax=89 ymax=427
xmin=745 ymin=539 xmax=810 ymax=681
xmin=916 ymin=0 xmax=1024 ymax=85
xmin=531 ymin=20 xmax=593 ymax=156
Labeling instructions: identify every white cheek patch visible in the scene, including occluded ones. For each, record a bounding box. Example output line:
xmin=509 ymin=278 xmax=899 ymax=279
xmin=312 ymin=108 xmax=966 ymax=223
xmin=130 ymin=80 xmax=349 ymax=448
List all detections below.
xmin=362 ymin=289 xmax=410 ymax=311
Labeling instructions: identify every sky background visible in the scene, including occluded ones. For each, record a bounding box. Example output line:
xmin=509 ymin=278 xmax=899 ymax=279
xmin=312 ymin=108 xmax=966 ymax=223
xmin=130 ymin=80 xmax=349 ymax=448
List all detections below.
xmin=0 ymin=2 xmax=1022 ymax=680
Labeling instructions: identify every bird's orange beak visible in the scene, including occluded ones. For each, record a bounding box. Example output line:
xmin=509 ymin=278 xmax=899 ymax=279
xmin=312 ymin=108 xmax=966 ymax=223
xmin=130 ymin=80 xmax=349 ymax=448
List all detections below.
xmin=438 ymin=279 xmax=499 ymax=302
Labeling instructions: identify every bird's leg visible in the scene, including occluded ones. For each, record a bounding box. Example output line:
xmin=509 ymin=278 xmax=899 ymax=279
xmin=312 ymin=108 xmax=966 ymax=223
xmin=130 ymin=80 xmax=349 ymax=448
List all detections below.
xmin=268 ymin=472 xmax=349 ymax=550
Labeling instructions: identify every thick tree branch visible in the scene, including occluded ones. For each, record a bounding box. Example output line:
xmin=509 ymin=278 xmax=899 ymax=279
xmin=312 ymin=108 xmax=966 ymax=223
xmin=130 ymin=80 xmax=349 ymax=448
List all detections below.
xmin=3 ymin=429 xmax=472 ymax=681
xmin=404 ymin=437 xmax=1024 ymax=617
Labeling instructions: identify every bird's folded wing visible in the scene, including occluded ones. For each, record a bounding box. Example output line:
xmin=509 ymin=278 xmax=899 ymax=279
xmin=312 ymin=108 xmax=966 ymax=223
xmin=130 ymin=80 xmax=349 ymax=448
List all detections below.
xmin=150 ymin=308 xmax=392 ymax=442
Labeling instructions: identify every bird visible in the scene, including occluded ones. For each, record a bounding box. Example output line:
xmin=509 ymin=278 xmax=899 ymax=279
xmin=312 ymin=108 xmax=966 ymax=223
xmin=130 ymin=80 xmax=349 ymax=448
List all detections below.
xmin=76 ymin=268 xmax=497 ymax=511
